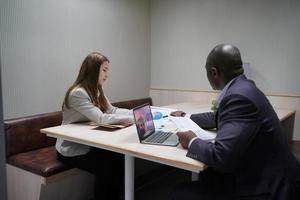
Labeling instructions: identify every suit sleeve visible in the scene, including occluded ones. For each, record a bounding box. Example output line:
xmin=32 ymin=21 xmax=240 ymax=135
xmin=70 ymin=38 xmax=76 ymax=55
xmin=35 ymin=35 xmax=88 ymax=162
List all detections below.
xmin=69 ymin=89 xmax=133 ymax=124
xmin=187 ymin=94 xmax=261 ymax=173
xmin=190 ymin=112 xmax=216 ymax=129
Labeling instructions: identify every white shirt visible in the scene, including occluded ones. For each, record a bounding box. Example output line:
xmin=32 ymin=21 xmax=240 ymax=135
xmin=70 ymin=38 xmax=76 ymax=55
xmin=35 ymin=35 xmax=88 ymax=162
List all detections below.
xmin=56 ymin=87 xmax=133 ymax=157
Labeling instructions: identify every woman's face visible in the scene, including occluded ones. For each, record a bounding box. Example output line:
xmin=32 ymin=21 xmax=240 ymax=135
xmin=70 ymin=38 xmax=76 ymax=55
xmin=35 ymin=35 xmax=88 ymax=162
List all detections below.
xmin=98 ymin=61 xmax=109 ymax=85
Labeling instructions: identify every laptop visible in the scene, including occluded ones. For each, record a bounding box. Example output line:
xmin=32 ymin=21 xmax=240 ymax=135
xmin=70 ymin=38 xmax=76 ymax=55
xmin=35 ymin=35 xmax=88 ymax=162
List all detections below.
xmin=133 ymin=103 xmax=179 ymax=146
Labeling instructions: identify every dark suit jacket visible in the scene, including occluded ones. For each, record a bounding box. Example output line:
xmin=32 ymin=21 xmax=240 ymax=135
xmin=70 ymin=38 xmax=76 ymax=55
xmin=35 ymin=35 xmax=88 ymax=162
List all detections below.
xmin=189 ymin=75 xmax=300 ymax=199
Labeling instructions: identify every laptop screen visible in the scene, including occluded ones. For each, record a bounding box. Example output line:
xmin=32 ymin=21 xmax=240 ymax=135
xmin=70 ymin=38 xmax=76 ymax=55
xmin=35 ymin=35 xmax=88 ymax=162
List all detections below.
xmin=133 ymin=104 xmax=155 ymax=141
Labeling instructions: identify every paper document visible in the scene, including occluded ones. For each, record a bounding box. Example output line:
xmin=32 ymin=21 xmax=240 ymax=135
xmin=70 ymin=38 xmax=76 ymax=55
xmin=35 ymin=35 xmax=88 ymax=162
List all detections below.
xmin=150 ymin=106 xmax=216 ymax=141
xmin=151 ymin=106 xmax=179 ymax=132
xmin=89 ymin=122 xmax=131 ymax=129
xmin=168 ymin=116 xmax=216 ymax=141
xmin=154 ymin=118 xmax=179 ymax=133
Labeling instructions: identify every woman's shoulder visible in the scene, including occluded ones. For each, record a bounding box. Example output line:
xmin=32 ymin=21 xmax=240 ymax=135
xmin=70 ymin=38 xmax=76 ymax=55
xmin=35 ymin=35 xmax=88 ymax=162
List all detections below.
xmin=69 ymin=86 xmax=89 ymax=97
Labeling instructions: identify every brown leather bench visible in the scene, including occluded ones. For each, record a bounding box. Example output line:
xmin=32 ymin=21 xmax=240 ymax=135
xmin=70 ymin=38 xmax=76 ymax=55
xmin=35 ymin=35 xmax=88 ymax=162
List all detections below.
xmin=5 ymin=111 xmax=66 ymax=178
xmin=291 ymin=141 xmax=300 ymax=161
xmin=4 ymin=97 xmax=152 ymax=200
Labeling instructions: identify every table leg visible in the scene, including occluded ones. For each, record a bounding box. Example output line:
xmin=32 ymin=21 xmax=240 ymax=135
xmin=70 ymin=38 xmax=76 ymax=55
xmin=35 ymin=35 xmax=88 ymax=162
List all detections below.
xmin=125 ymin=155 xmax=134 ymax=200
xmin=191 ymin=172 xmax=199 ymax=181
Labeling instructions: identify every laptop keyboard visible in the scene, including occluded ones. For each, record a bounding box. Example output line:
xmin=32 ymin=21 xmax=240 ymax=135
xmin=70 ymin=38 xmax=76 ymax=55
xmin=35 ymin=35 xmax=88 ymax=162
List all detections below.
xmin=144 ymin=131 xmax=173 ymax=143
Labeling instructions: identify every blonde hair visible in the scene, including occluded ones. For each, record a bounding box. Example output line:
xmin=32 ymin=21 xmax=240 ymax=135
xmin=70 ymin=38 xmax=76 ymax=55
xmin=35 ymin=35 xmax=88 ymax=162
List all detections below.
xmin=63 ymin=52 xmax=109 ymax=112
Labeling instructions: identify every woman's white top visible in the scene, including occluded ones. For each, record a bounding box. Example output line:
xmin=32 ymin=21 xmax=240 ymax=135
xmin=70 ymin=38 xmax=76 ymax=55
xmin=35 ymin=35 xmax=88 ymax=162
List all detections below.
xmin=55 ymin=87 xmax=133 ymax=157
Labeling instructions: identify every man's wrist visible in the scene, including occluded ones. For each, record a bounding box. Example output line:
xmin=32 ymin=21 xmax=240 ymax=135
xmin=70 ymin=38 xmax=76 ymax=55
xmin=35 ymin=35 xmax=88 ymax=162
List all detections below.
xmin=188 ymin=137 xmax=198 ymax=149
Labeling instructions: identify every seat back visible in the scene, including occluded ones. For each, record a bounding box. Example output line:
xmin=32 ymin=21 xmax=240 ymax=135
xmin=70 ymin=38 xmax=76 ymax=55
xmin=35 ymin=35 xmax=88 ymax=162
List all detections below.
xmin=112 ymin=97 xmax=152 ymax=109
xmin=4 ymin=111 xmax=62 ymax=157
xmin=4 ymin=97 xmax=152 ymax=157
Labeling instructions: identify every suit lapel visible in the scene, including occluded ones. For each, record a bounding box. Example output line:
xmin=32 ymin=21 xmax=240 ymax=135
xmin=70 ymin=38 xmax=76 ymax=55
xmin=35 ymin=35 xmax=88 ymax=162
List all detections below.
xmin=215 ymin=109 xmax=219 ymax=129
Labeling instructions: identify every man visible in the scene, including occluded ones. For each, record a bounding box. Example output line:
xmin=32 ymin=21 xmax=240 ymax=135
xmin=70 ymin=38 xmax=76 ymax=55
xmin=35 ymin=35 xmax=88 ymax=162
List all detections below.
xmin=171 ymin=44 xmax=300 ymax=199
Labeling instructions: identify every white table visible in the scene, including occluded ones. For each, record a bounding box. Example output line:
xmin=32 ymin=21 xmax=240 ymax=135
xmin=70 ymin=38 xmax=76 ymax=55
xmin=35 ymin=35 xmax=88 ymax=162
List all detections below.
xmin=41 ymin=102 xmax=295 ymax=200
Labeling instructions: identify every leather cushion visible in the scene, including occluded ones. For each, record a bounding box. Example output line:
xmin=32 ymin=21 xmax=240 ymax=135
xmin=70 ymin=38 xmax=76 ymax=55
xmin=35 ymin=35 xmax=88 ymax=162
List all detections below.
xmin=112 ymin=97 xmax=152 ymax=109
xmin=4 ymin=111 xmax=62 ymax=157
xmin=4 ymin=98 xmax=152 ymax=177
xmin=291 ymin=141 xmax=300 ymax=160
xmin=7 ymin=146 xmax=71 ymax=177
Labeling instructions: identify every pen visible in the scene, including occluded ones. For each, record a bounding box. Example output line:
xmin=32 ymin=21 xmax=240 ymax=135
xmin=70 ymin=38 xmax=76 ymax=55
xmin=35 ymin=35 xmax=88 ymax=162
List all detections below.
xmin=163 ymin=115 xmax=168 ymax=118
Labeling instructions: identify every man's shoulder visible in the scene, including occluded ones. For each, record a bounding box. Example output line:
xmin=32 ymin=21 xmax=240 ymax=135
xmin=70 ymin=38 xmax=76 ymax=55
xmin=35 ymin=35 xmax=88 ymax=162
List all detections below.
xmin=223 ymin=77 xmax=270 ymax=112
xmin=227 ymin=77 xmax=260 ymax=98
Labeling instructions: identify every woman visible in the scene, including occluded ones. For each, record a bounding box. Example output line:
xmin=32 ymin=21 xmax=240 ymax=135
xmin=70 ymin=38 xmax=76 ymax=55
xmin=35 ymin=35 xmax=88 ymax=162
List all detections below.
xmin=56 ymin=52 xmax=133 ymax=200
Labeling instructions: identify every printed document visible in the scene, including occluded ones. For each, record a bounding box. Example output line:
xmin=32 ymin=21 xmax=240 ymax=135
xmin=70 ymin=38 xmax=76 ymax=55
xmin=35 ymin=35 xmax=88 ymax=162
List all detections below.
xmin=168 ymin=116 xmax=216 ymax=141
xmin=150 ymin=106 xmax=216 ymax=141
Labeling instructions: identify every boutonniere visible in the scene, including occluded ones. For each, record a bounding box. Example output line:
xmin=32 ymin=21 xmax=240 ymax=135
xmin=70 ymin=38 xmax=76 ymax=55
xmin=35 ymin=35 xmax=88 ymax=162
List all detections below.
xmin=211 ymin=98 xmax=217 ymax=112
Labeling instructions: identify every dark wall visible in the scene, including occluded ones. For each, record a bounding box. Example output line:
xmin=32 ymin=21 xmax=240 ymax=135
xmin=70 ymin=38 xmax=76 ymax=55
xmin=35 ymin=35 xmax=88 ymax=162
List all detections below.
xmin=0 ymin=43 xmax=7 ymax=199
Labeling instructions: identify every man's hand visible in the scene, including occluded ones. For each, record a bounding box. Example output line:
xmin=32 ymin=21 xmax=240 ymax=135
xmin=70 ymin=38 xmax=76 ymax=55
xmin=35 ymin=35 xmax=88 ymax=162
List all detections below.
xmin=176 ymin=131 xmax=197 ymax=149
xmin=170 ymin=111 xmax=186 ymax=117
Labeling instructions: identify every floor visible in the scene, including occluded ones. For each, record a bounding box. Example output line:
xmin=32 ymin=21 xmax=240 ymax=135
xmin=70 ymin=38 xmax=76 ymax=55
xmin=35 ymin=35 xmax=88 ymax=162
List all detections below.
xmin=134 ymin=141 xmax=300 ymax=200
xmin=135 ymin=166 xmax=191 ymax=200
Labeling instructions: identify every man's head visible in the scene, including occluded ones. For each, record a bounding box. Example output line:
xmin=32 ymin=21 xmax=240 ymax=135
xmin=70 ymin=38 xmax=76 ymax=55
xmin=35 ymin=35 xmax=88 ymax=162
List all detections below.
xmin=205 ymin=44 xmax=243 ymax=90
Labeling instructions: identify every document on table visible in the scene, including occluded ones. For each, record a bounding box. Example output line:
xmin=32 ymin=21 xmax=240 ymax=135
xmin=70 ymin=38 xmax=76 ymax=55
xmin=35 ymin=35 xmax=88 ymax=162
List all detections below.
xmin=151 ymin=106 xmax=179 ymax=132
xmin=150 ymin=106 xmax=216 ymax=141
xmin=168 ymin=116 xmax=216 ymax=141
xmin=89 ymin=122 xmax=131 ymax=130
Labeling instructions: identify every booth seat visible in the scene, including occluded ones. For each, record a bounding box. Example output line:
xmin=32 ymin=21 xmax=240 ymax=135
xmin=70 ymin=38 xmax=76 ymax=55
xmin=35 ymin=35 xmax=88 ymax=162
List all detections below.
xmin=4 ymin=97 xmax=152 ymax=200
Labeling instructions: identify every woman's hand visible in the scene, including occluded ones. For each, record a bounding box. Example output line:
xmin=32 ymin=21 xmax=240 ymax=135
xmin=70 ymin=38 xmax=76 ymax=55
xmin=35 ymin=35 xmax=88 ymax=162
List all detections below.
xmin=121 ymin=122 xmax=134 ymax=127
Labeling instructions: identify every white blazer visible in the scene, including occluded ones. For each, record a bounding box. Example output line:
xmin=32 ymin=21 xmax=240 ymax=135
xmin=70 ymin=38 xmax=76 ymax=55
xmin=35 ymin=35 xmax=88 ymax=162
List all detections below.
xmin=56 ymin=87 xmax=133 ymax=157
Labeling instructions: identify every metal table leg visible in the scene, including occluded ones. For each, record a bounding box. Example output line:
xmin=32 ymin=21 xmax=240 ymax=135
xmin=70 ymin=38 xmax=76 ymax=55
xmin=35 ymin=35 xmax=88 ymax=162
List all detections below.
xmin=125 ymin=155 xmax=134 ymax=200
xmin=191 ymin=172 xmax=199 ymax=181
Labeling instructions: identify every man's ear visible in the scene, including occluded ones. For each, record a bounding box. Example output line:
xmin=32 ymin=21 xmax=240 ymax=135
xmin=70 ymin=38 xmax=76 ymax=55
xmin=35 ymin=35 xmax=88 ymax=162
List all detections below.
xmin=210 ymin=67 xmax=219 ymax=77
